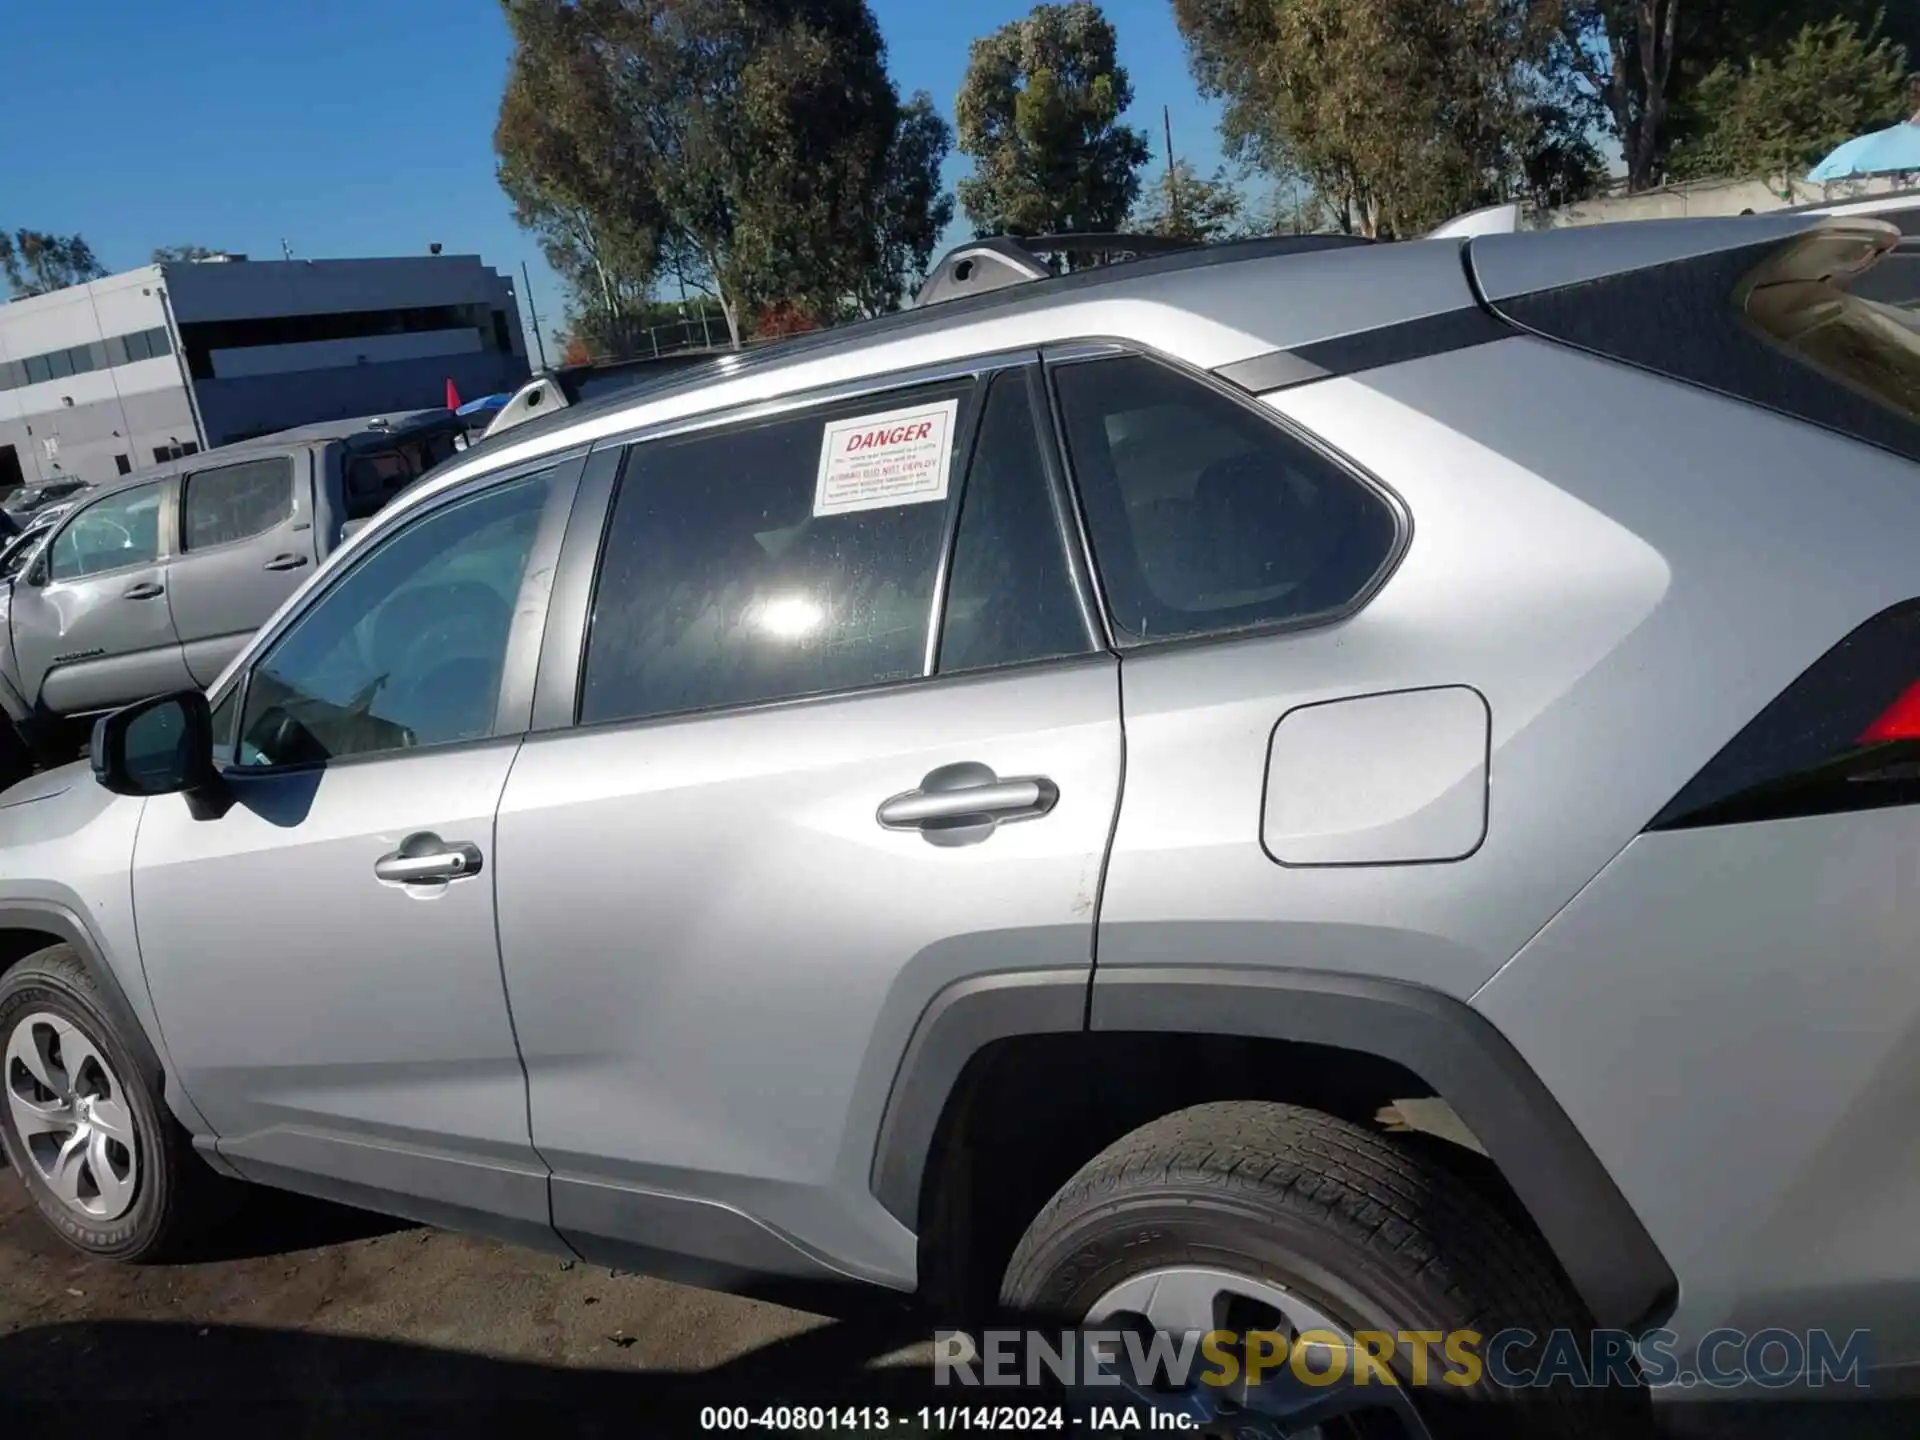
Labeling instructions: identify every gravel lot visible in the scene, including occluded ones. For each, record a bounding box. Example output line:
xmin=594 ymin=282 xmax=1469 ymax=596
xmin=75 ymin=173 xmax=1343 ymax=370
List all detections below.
xmin=8 ymin=1163 xmax=1919 ymax=1438
xmin=0 ymin=1165 xmax=947 ymax=1437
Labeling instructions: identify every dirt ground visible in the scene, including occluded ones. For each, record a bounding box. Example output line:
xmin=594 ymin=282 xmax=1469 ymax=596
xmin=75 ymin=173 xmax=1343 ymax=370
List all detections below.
xmin=7 ymin=1165 xmax=1917 ymax=1438
xmin=0 ymin=1166 xmax=950 ymax=1437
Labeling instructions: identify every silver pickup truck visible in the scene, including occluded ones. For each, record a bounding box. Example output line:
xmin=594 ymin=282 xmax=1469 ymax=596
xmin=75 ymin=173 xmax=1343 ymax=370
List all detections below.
xmin=0 ymin=410 xmax=462 ymax=779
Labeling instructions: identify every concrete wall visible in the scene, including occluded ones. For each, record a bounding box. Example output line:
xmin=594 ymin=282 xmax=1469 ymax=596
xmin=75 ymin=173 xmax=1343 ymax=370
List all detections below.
xmin=0 ymin=269 xmax=192 ymax=487
xmin=193 ymin=349 xmax=525 ymax=447
xmin=209 ymin=328 xmax=482 ymax=381
xmin=0 ymin=253 xmax=531 ymax=487
xmin=1545 ymin=173 xmax=1920 ymax=227
xmin=163 ymin=254 xmax=526 ymax=361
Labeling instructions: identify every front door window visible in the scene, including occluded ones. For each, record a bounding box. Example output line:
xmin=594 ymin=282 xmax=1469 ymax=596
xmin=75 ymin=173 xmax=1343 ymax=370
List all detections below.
xmin=234 ymin=471 xmax=553 ymax=767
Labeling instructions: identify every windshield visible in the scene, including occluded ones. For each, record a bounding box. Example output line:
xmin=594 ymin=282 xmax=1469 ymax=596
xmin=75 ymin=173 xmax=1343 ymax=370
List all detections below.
xmin=0 ymin=528 xmax=49 ymax=583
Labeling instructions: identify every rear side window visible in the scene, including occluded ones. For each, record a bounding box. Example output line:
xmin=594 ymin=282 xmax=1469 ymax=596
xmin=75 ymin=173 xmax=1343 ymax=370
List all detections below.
xmin=937 ymin=371 xmax=1092 ymax=673
xmin=342 ymin=439 xmax=446 ymax=521
xmin=581 ymin=380 xmax=975 ymax=725
xmin=1742 ymin=239 xmax=1920 ymax=424
xmin=1489 ymin=226 xmax=1920 ymax=466
xmin=182 ymin=455 xmax=294 ymax=551
xmin=1052 ymin=356 xmax=1399 ymax=642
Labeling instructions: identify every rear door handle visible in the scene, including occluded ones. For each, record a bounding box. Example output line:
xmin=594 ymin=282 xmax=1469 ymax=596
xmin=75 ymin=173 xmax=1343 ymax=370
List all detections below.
xmin=877 ymin=762 xmax=1058 ymax=845
xmin=122 ymin=582 xmax=164 ymax=600
xmin=264 ymin=553 xmax=310 ymax=572
xmin=374 ymin=833 xmax=484 ymax=885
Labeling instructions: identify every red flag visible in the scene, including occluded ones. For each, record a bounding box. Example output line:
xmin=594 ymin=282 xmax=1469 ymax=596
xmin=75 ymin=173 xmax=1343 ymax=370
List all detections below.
xmin=445 ymin=378 xmax=462 ymax=410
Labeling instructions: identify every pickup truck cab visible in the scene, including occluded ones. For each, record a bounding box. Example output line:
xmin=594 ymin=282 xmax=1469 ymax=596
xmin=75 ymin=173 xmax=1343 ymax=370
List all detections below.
xmin=0 ymin=409 xmax=461 ymax=774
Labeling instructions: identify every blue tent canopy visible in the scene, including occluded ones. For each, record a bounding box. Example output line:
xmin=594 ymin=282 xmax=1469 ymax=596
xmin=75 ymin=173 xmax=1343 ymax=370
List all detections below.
xmin=455 ymin=393 xmax=510 ymax=418
xmin=1808 ymin=123 xmax=1920 ymax=182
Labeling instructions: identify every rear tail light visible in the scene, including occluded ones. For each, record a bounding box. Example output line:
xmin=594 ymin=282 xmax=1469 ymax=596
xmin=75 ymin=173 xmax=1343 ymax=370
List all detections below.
xmin=1650 ymin=600 xmax=1920 ymax=830
xmin=1859 ymin=677 xmax=1920 ymax=745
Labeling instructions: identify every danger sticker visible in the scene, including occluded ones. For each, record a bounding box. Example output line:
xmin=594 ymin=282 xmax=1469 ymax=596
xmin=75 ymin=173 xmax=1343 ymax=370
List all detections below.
xmin=814 ymin=398 xmax=959 ymax=517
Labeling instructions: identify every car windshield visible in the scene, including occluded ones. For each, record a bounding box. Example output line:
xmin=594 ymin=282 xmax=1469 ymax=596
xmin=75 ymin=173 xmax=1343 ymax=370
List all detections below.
xmin=0 ymin=528 xmax=49 ymax=582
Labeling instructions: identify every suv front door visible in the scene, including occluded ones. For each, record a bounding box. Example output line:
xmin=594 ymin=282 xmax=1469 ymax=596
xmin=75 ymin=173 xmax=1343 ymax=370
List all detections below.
xmin=166 ymin=449 xmax=318 ymax=686
xmin=12 ymin=479 xmax=192 ymax=715
xmin=131 ymin=457 xmax=581 ymax=1243
xmin=492 ymin=366 xmax=1118 ymax=1284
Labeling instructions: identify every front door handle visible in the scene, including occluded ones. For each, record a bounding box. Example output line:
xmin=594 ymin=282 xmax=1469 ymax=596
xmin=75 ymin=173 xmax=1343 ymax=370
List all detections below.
xmin=877 ymin=762 xmax=1058 ymax=846
xmin=263 ymin=553 xmax=310 ymax=572
xmin=374 ymin=833 xmax=484 ymax=885
xmin=122 ymin=582 xmax=164 ymax=600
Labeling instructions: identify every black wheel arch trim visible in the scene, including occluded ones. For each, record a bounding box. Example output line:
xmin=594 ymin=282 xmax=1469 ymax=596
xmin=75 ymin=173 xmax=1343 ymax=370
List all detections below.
xmin=0 ymin=900 xmax=167 ymax=1088
xmin=869 ymin=968 xmax=1089 ymax=1235
xmin=872 ymin=964 xmax=1675 ymax=1335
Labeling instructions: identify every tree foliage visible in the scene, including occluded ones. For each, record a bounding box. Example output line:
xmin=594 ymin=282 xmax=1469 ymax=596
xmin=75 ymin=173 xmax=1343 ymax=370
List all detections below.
xmin=1563 ymin=1 xmax=1918 ymax=192
xmin=1176 ymin=0 xmax=1568 ymax=237
xmin=1668 ymin=16 xmax=1911 ymax=183
xmin=151 ymin=244 xmax=223 ymax=263
xmin=1131 ymin=159 xmax=1248 ymax=241
xmin=856 ymin=92 xmax=957 ymax=316
xmin=497 ymin=0 xmax=936 ymax=346
xmin=956 ymin=2 xmax=1151 ymax=236
xmin=497 ymin=0 xmax=665 ymax=351
xmin=0 ymin=230 xmax=106 ymax=299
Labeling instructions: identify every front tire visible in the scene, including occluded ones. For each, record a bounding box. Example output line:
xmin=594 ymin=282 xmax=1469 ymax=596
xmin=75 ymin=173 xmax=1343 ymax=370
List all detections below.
xmin=1000 ymin=1101 xmax=1647 ymax=1439
xmin=0 ymin=943 xmax=225 ymax=1260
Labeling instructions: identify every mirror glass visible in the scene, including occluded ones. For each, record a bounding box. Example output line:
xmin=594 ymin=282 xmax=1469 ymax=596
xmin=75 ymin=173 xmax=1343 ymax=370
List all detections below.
xmin=122 ymin=699 xmax=193 ymax=794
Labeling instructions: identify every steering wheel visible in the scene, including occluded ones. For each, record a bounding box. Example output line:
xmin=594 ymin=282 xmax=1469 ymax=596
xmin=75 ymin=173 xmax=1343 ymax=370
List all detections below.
xmin=377 ymin=588 xmax=512 ymax=742
xmin=74 ymin=517 xmax=134 ymax=566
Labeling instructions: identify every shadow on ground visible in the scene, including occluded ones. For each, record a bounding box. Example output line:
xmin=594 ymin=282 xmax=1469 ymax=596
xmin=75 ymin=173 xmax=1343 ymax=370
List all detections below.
xmin=0 ymin=1313 xmax=950 ymax=1437
xmin=182 ymin=1187 xmax=416 ymax=1263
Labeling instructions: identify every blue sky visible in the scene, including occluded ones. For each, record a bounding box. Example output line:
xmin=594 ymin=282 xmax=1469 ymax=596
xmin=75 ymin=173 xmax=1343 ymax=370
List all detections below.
xmin=0 ymin=0 xmax=1226 ymax=354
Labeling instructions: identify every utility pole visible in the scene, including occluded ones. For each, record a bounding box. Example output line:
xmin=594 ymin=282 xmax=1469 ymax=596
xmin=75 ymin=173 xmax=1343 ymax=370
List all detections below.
xmin=521 ymin=260 xmax=549 ymax=370
xmin=1163 ymin=106 xmax=1180 ymax=237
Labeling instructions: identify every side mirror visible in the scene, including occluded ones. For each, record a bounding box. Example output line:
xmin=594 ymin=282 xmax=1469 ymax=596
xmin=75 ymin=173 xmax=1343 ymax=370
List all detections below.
xmin=90 ymin=690 xmax=216 ymax=797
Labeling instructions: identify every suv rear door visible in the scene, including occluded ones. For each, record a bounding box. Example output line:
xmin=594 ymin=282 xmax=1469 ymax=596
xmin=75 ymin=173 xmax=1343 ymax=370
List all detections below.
xmin=166 ymin=448 xmax=318 ymax=685
xmin=11 ymin=477 xmax=192 ymax=715
xmin=490 ymin=360 xmax=1118 ymax=1283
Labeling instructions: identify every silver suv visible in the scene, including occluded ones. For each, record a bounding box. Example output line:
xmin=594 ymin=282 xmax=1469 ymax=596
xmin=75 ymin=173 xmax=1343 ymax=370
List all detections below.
xmin=4 ymin=213 xmax=1919 ymax=1435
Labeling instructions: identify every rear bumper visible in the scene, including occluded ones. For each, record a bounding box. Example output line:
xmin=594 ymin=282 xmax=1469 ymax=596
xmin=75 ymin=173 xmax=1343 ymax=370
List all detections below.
xmin=1477 ymin=809 xmax=1920 ymax=1372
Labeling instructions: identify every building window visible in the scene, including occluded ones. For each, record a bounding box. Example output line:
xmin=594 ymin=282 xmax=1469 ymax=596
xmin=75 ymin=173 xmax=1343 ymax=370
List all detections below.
xmin=114 ymin=455 xmax=132 ymax=476
xmin=23 ymin=355 xmax=52 ymax=385
xmin=178 ymin=306 xmax=485 ymax=380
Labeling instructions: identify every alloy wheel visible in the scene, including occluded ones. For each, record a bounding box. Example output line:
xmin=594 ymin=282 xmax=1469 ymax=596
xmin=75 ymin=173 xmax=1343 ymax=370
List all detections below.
xmin=1082 ymin=1265 xmax=1435 ymax=1439
xmin=4 ymin=1011 xmax=139 ymax=1221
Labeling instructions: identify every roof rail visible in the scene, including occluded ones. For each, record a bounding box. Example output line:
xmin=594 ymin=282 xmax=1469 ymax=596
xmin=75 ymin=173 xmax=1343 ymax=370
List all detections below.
xmin=912 ymin=231 xmax=1375 ymax=308
xmin=912 ymin=233 xmax=1195 ymax=308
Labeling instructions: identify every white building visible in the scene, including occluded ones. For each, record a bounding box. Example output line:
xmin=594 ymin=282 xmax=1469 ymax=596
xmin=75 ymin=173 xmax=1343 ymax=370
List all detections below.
xmin=0 ymin=253 xmax=530 ymax=492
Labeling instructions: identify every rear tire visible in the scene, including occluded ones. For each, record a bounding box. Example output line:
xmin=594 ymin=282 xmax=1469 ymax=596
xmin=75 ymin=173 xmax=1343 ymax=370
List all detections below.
xmin=1000 ymin=1101 xmax=1648 ymax=1439
xmin=0 ymin=944 xmax=232 ymax=1261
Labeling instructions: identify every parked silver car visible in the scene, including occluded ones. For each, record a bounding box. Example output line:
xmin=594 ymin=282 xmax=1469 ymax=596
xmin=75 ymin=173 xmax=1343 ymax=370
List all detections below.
xmin=3 ymin=212 xmax=1920 ymax=1434
xmin=0 ymin=410 xmax=463 ymax=774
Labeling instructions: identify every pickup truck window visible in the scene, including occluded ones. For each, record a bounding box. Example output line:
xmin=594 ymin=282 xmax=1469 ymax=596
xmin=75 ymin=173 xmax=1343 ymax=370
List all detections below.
xmin=341 ymin=432 xmax=456 ymax=521
xmin=46 ymin=483 xmax=165 ymax=582
xmin=182 ymin=455 xmax=294 ymax=551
